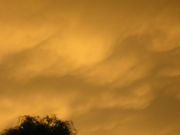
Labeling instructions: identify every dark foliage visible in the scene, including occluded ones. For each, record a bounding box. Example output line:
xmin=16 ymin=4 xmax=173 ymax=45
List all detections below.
xmin=1 ymin=115 xmax=77 ymax=135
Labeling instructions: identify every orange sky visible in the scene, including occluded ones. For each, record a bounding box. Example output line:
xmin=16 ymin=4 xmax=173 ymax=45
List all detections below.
xmin=0 ymin=0 xmax=180 ymax=135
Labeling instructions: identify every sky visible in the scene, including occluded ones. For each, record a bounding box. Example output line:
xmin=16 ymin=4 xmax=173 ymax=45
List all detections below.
xmin=0 ymin=0 xmax=180 ymax=135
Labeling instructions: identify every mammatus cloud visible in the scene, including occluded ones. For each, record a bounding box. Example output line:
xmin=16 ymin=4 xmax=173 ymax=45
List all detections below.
xmin=0 ymin=0 xmax=180 ymax=135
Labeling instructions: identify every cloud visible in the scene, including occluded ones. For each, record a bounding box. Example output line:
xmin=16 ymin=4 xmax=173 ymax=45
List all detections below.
xmin=0 ymin=0 xmax=180 ymax=135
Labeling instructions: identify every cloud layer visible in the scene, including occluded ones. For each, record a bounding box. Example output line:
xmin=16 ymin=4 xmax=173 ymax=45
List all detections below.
xmin=0 ymin=0 xmax=180 ymax=135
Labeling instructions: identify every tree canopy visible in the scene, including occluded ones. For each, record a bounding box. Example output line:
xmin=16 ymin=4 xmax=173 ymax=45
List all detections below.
xmin=1 ymin=115 xmax=77 ymax=135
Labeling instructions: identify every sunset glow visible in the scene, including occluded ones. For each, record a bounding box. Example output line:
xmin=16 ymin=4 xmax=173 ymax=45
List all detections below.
xmin=0 ymin=0 xmax=180 ymax=135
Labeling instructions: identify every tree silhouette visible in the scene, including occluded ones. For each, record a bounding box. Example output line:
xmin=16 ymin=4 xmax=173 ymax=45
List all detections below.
xmin=1 ymin=115 xmax=77 ymax=135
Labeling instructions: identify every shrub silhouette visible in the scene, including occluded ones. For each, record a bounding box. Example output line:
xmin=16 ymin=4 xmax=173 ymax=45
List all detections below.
xmin=1 ymin=115 xmax=77 ymax=135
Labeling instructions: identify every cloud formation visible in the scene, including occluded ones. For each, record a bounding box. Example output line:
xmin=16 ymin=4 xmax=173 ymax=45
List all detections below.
xmin=0 ymin=0 xmax=180 ymax=135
